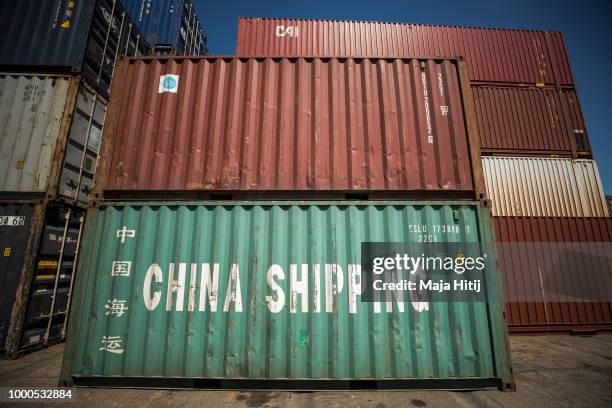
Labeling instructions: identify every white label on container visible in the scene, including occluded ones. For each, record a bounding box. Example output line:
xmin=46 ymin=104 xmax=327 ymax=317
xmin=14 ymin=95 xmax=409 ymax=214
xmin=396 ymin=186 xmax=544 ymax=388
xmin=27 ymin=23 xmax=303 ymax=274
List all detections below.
xmin=158 ymin=75 xmax=179 ymax=93
xmin=0 ymin=216 xmax=25 ymax=226
xmin=421 ymin=72 xmax=433 ymax=144
xmin=275 ymin=25 xmax=299 ymax=37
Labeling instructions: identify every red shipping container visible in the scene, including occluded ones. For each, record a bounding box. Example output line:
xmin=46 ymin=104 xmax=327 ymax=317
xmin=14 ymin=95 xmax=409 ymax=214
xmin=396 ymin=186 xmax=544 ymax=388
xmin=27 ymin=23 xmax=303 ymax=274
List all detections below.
xmin=474 ymin=86 xmax=589 ymax=156
xmin=493 ymin=216 xmax=612 ymax=335
xmin=96 ymin=56 xmax=484 ymax=199
xmin=236 ymin=17 xmax=574 ymax=86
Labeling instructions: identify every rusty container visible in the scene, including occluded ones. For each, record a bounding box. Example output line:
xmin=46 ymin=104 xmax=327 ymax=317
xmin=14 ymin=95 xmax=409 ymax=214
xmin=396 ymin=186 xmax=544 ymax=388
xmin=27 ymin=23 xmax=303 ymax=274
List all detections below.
xmin=95 ymin=56 xmax=485 ymax=200
xmin=473 ymin=85 xmax=589 ymax=156
xmin=235 ymin=17 xmax=591 ymax=156
xmin=236 ymin=17 xmax=573 ymax=86
xmin=494 ymin=216 xmax=612 ymax=334
xmin=0 ymin=74 xmax=106 ymax=205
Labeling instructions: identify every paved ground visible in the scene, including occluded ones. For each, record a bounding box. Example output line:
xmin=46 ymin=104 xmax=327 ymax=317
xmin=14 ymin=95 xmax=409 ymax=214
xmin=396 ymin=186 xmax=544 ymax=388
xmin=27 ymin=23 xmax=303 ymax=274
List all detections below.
xmin=1 ymin=335 xmax=611 ymax=407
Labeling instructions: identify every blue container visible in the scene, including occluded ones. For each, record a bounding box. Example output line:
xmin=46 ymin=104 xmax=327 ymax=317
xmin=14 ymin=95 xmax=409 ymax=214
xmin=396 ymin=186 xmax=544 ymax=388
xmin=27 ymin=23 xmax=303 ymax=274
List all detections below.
xmin=0 ymin=0 xmax=149 ymax=96
xmin=122 ymin=0 xmax=207 ymax=54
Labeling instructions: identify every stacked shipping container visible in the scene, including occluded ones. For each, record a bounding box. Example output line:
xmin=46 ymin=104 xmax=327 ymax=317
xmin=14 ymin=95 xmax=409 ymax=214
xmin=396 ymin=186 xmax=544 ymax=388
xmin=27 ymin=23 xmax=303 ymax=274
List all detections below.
xmin=234 ymin=17 xmax=611 ymax=335
xmin=236 ymin=18 xmax=573 ymax=85
xmin=94 ymin=57 xmax=482 ymax=199
xmin=0 ymin=0 xmax=149 ymax=97
xmin=122 ymin=0 xmax=208 ymax=54
xmin=235 ymin=18 xmax=589 ymax=156
xmin=59 ymin=55 xmax=514 ymax=389
xmin=0 ymin=0 xmax=151 ymax=355
xmin=494 ymin=216 xmax=612 ymax=334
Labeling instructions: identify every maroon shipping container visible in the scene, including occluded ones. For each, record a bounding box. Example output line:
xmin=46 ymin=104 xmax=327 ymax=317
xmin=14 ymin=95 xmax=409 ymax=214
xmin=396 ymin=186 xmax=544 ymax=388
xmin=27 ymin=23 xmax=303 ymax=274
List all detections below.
xmin=96 ymin=56 xmax=485 ymax=199
xmin=494 ymin=216 xmax=612 ymax=335
xmin=236 ymin=17 xmax=574 ymax=86
xmin=474 ymin=86 xmax=589 ymax=156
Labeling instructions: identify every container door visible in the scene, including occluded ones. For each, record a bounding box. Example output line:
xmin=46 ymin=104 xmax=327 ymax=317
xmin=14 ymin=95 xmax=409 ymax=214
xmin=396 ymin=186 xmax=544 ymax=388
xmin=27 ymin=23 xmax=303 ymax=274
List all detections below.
xmin=20 ymin=206 xmax=84 ymax=349
xmin=0 ymin=204 xmax=34 ymax=350
xmin=83 ymin=0 xmax=130 ymax=97
xmin=0 ymin=75 xmax=71 ymax=194
xmin=58 ymin=84 xmax=107 ymax=205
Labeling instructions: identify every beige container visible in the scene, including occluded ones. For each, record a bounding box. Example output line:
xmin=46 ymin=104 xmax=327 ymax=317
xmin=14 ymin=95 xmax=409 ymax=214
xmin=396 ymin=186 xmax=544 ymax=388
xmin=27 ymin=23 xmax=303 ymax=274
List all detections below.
xmin=0 ymin=74 xmax=73 ymax=193
xmin=483 ymin=156 xmax=608 ymax=217
xmin=0 ymin=74 xmax=105 ymax=204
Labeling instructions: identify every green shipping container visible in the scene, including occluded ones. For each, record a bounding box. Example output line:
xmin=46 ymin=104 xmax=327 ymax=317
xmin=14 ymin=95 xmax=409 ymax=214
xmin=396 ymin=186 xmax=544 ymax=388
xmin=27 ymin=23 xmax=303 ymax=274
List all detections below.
xmin=60 ymin=201 xmax=513 ymax=390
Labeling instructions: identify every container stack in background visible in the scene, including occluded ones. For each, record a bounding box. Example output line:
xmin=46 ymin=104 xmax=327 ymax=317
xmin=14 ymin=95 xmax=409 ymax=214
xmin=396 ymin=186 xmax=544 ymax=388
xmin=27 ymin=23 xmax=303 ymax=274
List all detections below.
xmin=235 ymin=17 xmax=611 ymax=334
xmin=0 ymin=0 xmax=151 ymax=357
xmin=122 ymin=0 xmax=208 ymax=54
xmin=58 ymin=54 xmax=514 ymax=389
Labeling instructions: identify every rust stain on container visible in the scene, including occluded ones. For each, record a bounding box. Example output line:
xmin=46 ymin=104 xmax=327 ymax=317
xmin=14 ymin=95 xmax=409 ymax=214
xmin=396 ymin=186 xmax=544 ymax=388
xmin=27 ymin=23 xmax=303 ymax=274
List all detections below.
xmin=99 ymin=57 xmax=477 ymax=195
xmin=494 ymin=217 xmax=612 ymax=334
xmin=473 ymin=86 xmax=589 ymax=155
xmin=236 ymin=17 xmax=574 ymax=85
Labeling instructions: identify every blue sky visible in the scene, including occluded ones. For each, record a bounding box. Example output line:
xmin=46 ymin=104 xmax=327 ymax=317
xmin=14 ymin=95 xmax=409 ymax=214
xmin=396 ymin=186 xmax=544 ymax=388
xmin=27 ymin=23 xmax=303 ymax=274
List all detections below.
xmin=195 ymin=0 xmax=612 ymax=194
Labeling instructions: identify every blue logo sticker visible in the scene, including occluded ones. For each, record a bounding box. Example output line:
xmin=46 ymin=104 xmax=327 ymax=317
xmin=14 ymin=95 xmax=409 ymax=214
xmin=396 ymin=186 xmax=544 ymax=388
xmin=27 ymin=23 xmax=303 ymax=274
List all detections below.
xmin=163 ymin=76 xmax=177 ymax=91
xmin=159 ymin=75 xmax=179 ymax=93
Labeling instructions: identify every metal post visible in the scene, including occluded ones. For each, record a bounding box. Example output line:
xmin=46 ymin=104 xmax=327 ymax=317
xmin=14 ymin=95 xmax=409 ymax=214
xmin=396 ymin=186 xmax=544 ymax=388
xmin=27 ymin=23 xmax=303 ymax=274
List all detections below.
xmin=43 ymin=209 xmax=70 ymax=344
xmin=198 ymin=25 xmax=204 ymax=54
xmin=124 ymin=22 xmax=133 ymax=56
xmin=186 ymin=3 xmax=194 ymax=55
xmin=97 ymin=0 xmax=118 ymax=86
xmin=61 ymin=213 xmax=84 ymax=339
xmin=191 ymin=20 xmax=200 ymax=55
xmin=109 ymin=10 xmax=126 ymax=90
xmin=135 ymin=35 xmax=141 ymax=56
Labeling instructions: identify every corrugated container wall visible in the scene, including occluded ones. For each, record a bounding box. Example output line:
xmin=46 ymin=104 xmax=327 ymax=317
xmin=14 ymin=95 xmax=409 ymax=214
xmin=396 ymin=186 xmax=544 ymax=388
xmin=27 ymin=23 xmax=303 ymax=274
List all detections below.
xmin=0 ymin=75 xmax=75 ymax=194
xmin=473 ymin=86 xmax=589 ymax=156
xmin=0 ymin=204 xmax=35 ymax=351
xmin=122 ymin=0 xmax=207 ymax=54
xmin=0 ymin=74 xmax=105 ymax=204
xmin=0 ymin=0 xmax=94 ymax=70
xmin=494 ymin=217 xmax=612 ymax=334
xmin=61 ymin=202 xmax=512 ymax=389
xmin=482 ymin=157 xmax=608 ymax=217
xmin=0 ymin=0 xmax=149 ymax=97
xmin=96 ymin=57 xmax=482 ymax=198
xmin=236 ymin=17 xmax=573 ymax=85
